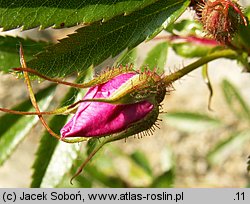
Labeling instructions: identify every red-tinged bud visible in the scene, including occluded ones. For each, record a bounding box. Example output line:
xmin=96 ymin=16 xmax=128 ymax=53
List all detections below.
xmin=191 ymin=0 xmax=247 ymax=43
xmin=60 ymin=67 xmax=167 ymax=139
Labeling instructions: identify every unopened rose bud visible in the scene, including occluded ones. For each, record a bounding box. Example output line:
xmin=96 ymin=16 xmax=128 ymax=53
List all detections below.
xmin=192 ymin=0 xmax=247 ymax=43
xmin=60 ymin=68 xmax=167 ymax=138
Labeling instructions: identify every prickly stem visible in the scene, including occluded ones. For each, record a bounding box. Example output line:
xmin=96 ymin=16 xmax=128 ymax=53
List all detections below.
xmin=163 ymin=49 xmax=238 ymax=84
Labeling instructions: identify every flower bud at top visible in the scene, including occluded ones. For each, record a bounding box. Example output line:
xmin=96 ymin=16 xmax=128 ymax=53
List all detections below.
xmin=60 ymin=68 xmax=166 ymax=138
xmin=195 ymin=0 xmax=247 ymax=43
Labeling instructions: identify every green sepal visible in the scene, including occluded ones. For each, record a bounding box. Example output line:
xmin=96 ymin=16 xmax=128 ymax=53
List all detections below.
xmin=64 ymin=66 xmax=167 ymax=107
xmin=107 ymin=71 xmax=166 ymax=105
xmin=71 ymin=102 xmax=160 ymax=182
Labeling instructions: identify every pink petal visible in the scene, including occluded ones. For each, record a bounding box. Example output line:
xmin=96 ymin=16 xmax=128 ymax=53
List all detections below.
xmin=61 ymin=72 xmax=154 ymax=138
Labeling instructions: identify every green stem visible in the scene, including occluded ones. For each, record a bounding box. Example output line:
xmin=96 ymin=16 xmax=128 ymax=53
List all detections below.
xmin=163 ymin=49 xmax=238 ymax=84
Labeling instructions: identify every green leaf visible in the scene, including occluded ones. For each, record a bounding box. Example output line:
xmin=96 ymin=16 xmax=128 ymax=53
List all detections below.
xmin=112 ymin=147 xmax=153 ymax=187
xmin=65 ymin=143 xmax=126 ymax=188
xmin=164 ymin=112 xmax=222 ymax=132
xmin=0 ymin=36 xmax=49 ymax=72
xmin=86 ymin=137 xmax=99 ymax=156
xmin=142 ymin=42 xmax=168 ymax=71
xmin=85 ymin=165 xmax=126 ymax=188
xmin=166 ymin=19 xmax=203 ymax=36
xmin=115 ymin=48 xmax=137 ymax=67
xmin=150 ymin=146 xmax=175 ymax=187
xmin=31 ymin=68 xmax=93 ymax=187
xmin=0 ymin=84 xmax=56 ymax=166
xmin=165 ymin=19 xmax=221 ymax=58
xmin=123 ymin=158 xmax=153 ymax=187
xmin=207 ymin=131 xmax=250 ymax=165
xmin=172 ymin=42 xmax=219 ymax=58
xmin=40 ymin=141 xmax=81 ymax=188
xmin=234 ymin=24 xmax=250 ymax=53
xmin=222 ymin=79 xmax=250 ymax=121
xmin=83 ymin=141 xmax=153 ymax=187
xmin=236 ymin=52 xmax=250 ymax=73
xmin=230 ymin=9 xmax=250 ymax=72
xmin=150 ymin=169 xmax=175 ymax=187
xmin=31 ymin=87 xmax=79 ymax=187
xmin=0 ymin=0 xmax=159 ymax=31
xmin=130 ymin=150 xmax=152 ymax=176
xmin=27 ymin=0 xmax=190 ymax=77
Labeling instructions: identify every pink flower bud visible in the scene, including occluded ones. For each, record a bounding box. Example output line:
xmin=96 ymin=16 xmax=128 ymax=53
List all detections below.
xmin=60 ymin=70 xmax=164 ymax=138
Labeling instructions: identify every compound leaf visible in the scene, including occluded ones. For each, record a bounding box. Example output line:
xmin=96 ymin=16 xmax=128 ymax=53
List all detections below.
xmin=31 ymin=69 xmax=93 ymax=187
xmin=27 ymin=0 xmax=190 ymax=77
xmin=0 ymin=85 xmax=56 ymax=166
xmin=0 ymin=36 xmax=49 ymax=72
xmin=0 ymin=0 xmax=159 ymax=31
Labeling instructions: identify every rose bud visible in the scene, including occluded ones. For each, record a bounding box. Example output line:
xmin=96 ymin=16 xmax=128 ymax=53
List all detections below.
xmin=192 ymin=0 xmax=247 ymax=43
xmin=60 ymin=68 xmax=167 ymax=138
xmin=203 ymin=0 xmax=247 ymax=43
